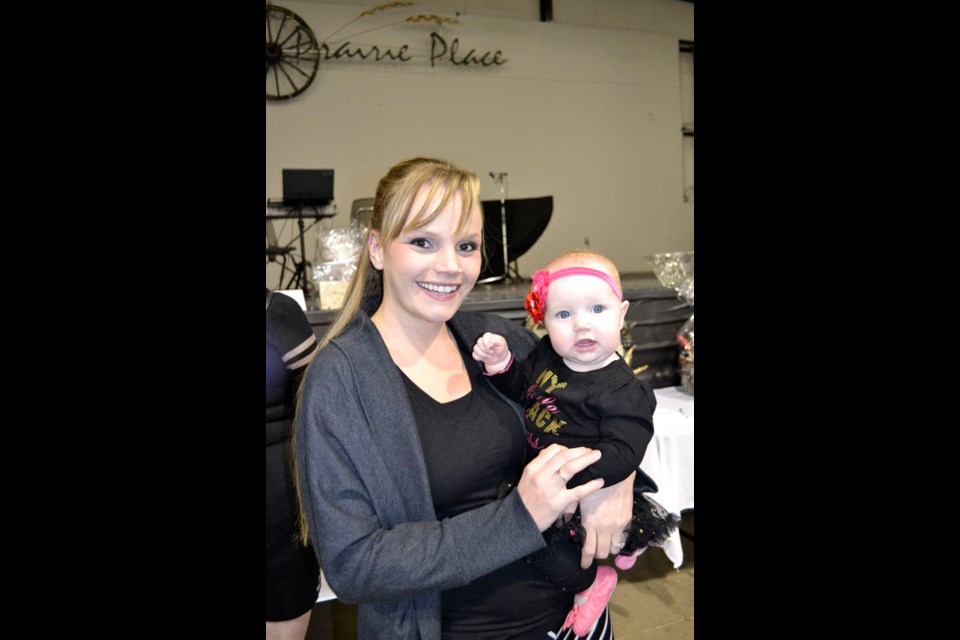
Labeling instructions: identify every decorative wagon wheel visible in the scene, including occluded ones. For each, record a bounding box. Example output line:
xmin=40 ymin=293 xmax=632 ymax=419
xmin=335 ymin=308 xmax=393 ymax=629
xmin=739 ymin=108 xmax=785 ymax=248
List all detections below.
xmin=266 ymin=4 xmax=319 ymax=101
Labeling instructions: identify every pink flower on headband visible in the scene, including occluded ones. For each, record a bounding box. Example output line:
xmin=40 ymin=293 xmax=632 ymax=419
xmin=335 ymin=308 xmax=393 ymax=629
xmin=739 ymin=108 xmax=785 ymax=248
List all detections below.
xmin=525 ymin=269 xmax=551 ymax=325
xmin=524 ymin=265 xmax=623 ymax=325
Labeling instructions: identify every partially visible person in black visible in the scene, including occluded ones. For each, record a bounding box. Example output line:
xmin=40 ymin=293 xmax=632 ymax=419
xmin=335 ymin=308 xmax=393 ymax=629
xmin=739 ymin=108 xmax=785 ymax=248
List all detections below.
xmin=266 ymin=288 xmax=320 ymax=640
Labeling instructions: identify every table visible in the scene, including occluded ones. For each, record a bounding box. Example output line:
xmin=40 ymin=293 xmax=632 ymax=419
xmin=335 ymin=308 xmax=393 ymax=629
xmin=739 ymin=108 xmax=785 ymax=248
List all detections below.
xmin=639 ymin=386 xmax=695 ymax=569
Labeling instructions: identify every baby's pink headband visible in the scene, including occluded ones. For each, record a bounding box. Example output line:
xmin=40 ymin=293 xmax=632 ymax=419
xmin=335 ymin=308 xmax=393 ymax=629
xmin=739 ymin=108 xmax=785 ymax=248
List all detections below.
xmin=524 ymin=267 xmax=622 ymax=325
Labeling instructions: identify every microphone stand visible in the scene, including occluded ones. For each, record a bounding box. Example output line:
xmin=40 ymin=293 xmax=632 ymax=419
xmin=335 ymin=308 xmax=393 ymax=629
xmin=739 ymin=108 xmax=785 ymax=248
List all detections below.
xmin=489 ymin=172 xmax=509 ymax=282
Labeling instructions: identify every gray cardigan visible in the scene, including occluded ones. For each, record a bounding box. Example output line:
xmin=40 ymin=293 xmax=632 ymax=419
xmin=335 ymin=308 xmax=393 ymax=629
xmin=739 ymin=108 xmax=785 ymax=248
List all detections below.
xmin=296 ymin=310 xmax=546 ymax=639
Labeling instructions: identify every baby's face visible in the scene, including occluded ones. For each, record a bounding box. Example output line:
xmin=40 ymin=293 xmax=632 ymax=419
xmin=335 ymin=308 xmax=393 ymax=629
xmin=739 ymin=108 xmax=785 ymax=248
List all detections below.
xmin=542 ymin=269 xmax=628 ymax=372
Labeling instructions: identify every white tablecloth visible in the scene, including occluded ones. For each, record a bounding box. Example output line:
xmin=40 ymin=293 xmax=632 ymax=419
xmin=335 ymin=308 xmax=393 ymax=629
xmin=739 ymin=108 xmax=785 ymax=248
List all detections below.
xmin=317 ymin=571 xmax=336 ymax=603
xmin=639 ymin=386 xmax=695 ymax=569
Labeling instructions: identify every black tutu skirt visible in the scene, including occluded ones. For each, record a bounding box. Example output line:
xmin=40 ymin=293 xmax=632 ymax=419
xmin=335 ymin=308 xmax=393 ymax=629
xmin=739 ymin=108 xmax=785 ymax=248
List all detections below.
xmin=551 ymin=476 xmax=681 ymax=559
xmin=618 ymin=492 xmax=681 ymax=556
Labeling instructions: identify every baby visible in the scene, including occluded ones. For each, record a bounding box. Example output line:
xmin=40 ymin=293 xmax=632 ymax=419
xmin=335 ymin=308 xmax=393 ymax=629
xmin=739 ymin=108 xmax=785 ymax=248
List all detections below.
xmin=473 ymin=250 xmax=679 ymax=637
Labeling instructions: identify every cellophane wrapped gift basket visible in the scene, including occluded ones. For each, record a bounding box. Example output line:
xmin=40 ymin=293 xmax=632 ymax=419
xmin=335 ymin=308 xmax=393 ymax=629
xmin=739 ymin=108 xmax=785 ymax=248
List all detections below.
xmin=644 ymin=252 xmax=694 ymax=395
xmin=313 ymin=225 xmax=365 ymax=310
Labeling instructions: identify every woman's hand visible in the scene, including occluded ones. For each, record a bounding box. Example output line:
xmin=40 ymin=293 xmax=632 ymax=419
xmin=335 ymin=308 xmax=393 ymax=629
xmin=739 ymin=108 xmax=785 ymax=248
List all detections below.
xmin=576 ymin=470 xmax=636 ymax=569
xmin=516 ymin=444 xmax=604 ymax=531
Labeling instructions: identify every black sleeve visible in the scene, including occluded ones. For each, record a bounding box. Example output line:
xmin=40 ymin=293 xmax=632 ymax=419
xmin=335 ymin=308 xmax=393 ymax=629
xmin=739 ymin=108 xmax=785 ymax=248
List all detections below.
xmin=483 ymin=352 xmax=533 ymax=405
xmin=483 ymin=333 xmax=549 ymax=403
xmin=266 ymin=291 xmax=319 ymax=419
xmin=567 ymin=378 xmax=655 ymax=487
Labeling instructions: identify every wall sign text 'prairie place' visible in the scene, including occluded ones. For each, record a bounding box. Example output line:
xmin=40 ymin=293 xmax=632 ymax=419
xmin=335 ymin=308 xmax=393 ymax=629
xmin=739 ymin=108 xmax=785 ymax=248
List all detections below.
xmin=319 ymin=33 xmax=507 ymax=67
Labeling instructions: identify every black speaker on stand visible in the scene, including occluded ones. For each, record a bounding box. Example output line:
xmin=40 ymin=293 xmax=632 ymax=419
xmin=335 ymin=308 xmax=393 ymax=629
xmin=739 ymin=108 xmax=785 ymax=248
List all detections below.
xmin=477 ymin=195 xmax=553 ymax=284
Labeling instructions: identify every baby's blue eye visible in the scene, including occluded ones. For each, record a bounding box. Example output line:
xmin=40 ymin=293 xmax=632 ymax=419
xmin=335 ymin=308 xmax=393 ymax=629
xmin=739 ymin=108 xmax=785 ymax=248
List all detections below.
xmin=556 ymin=310 xmax=570 ymax=319
xmin=591 ymin=304 xmax=605 ymax=313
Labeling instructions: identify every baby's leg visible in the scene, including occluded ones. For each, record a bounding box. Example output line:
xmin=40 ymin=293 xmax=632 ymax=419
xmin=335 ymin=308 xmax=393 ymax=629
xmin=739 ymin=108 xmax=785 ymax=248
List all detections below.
xmin=615 ymin=545 xmax=647 ymax=570
xmin=563 ymin=566 xmax=618 ymax=636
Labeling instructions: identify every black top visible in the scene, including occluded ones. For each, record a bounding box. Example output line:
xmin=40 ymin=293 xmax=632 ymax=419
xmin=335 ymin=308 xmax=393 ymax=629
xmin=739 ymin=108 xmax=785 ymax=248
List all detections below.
xmin=266 ymin=288 xmax=318 ymax=441
xmin=401 ymin=331 xmax=570 ymax=639
xmin=487 ymin=336 xmax=656 ymax=489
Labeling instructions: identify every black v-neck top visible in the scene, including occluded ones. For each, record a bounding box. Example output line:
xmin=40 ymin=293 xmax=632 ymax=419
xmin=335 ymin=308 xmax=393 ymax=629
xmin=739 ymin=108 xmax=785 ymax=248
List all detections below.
xmin=398 ymin=331 xmax=571 ymax=638
xmin=399 ymin=333 xmax=522 ymax=520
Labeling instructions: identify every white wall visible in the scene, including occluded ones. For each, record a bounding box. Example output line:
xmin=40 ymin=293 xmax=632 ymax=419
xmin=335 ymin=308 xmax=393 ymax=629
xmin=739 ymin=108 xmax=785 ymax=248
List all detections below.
xmin=266 ymin=0 xmax=694 ymax=287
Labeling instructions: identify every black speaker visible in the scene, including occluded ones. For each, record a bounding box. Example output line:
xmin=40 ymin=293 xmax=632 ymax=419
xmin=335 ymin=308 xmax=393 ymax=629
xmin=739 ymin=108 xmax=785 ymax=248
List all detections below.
xmin=477 ymin=196 xmax=553 ymax=283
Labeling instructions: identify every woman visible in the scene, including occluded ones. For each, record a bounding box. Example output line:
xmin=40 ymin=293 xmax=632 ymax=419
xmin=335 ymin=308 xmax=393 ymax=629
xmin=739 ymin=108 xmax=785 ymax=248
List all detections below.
xmin=294 ymin=158 xmax=635 ymax=639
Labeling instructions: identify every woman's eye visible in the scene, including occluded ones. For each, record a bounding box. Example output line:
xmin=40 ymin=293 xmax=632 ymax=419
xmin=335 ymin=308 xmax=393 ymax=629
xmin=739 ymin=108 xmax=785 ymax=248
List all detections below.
xmin=556 ymin=310 xmax=570 ymax=319
xmin=591 ymin=304 xmax=605 ymax=313
xmin=409 ymin=238 xmax=432 ymax=249
xmin=457 ymin=241 xmax=478 ymax=253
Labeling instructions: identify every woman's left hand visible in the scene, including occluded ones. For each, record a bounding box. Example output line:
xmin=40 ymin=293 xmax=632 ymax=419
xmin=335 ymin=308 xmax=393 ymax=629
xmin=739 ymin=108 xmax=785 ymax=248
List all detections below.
xmin=576 ymin=470 xmax=635 ymax=569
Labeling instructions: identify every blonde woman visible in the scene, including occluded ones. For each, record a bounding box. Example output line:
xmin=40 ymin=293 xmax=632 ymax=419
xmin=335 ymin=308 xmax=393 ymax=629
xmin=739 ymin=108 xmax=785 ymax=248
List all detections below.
xmin=295 ymin=158 xmax=634 ymax=639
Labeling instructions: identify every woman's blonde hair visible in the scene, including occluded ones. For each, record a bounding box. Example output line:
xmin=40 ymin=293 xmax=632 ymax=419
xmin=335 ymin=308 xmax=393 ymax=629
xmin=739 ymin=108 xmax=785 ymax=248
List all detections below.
xmin=293 ymin=157 xmax=481 ymax=543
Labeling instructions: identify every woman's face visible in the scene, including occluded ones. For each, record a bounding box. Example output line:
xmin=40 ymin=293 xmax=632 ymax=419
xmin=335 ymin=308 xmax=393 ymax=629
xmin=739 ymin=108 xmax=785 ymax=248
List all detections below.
xmin=369 ymin=185 xmax=483 ymax=328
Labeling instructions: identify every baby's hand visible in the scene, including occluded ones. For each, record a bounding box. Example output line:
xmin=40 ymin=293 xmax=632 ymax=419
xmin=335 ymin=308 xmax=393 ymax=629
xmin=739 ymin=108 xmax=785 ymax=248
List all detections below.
xmin=472 ymin=332 xmax=512 ymax=373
